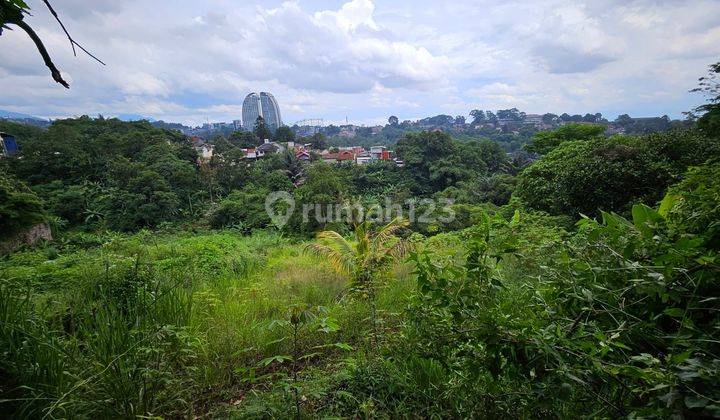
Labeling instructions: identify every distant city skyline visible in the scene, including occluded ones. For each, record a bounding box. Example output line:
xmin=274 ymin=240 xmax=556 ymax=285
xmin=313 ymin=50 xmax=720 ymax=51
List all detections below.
xmin=0 ymin=1 xmax=718 ymax=126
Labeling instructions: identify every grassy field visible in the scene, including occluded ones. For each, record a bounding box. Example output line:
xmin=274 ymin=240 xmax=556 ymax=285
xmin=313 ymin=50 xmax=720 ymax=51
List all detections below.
xmin=2 ymin=196 xmax=718 ymax=418
xmin=0 ymin=229 xmax=421 ymax=418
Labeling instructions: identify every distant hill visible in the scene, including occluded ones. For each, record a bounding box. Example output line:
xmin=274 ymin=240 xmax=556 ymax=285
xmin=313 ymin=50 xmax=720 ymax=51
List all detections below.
xmin=0 ymin=109 xmax=46 ymax=121
xmin=115 ymin=113 xmax=156 ymax=122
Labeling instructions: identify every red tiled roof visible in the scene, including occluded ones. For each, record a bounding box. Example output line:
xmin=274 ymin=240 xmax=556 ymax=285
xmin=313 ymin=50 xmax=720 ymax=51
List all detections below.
xmin=337 ymin=150 xmax=354 ymax=160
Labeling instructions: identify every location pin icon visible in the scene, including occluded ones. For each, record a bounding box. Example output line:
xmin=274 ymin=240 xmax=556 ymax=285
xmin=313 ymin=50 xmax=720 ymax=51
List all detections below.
xmin=265 ymin=191 xmax=295 ymax=228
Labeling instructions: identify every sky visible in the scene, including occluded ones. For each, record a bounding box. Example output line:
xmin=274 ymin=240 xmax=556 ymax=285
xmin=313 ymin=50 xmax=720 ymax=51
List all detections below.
xmin=0 ymin=0 xmax=719 ymax=126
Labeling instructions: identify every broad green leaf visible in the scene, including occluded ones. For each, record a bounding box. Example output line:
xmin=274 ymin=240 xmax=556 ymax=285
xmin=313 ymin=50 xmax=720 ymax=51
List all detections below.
xmin=658 ymin=193 xmax=678 ymax=218
xmin=632 ymin=204 xmax=661 ymax=237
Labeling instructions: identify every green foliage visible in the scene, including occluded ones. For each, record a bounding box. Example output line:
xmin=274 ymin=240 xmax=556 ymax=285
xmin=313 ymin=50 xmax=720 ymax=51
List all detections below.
xmin=253 ymin=116 xmax=272 ymax=140
xmin=3 ymin=117 xmax=201 ymax=231
xmin=273 ymin=125 xmax=296 ymax=143
xmin=395 ymin=131 xmax=504 ymax=194
xmin=228 ymin=130 xmax=260 ymax=148
xmin=525 ymin=123 xmax=605 ymax=154
xmin=692 ymin=61 xmax=720 ymax=138
xmin=517 ymin=130 xmax=720 ymax=217
xmin=305 ymin=217 xmax=409 ymax=290
xmin=374 ymin=198 xmax=720 ymax=417
xmin=103 ymin=165 xmax=181 ymax=231
xmin=661 ymin=161 xmax=720 ymax=244
xmin=303 ymin=132 xmax=327 ymax=150
xmin=0 ymin=0 xmax=27 ymax=26
xmin=0 ymin=230 xmax=391 ymax=418
xmin=2 ymin=107 xmax=720 ymax=418
xmin=209 ymin=186 xmax=273 ymax=231
xmin=438 ymin=173 xmax=517 ymax=206
xmin=0 ymin=169 xmax=46 ymax=239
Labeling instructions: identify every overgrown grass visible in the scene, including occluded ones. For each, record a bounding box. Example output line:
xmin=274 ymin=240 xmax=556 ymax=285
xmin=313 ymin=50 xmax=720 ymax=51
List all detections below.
xmin=0 ymin=229 xmax=416 ymax=417
xmin=4 ymin=183 xmax=716 ymax=418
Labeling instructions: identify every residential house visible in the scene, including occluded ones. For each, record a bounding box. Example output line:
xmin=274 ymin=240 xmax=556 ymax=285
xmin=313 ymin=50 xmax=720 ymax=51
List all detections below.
xmin=322 ymin=153 xmax=338 ymax=164
xmin=295 ymin=149 xmax=311 ymax=161
xmin=523 ymin=114 xmax=543 ymax=125
xmin=255 ymin=139 xmax=285 ymax=157
xmin=369 ymin=146 xmax=391 ymax=161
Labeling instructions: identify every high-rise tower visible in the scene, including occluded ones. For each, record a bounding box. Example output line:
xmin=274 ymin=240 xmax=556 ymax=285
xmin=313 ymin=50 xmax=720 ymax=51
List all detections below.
xmin=242 ymin=92 xmax=282 ymax=132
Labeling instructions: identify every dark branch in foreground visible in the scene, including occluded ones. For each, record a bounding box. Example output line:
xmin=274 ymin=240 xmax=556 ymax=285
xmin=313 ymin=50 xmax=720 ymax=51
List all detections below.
xmin=14 ymin=19 xmax=69 ymax=88
xmin=41 ymin=0 xmax=105 ymax=65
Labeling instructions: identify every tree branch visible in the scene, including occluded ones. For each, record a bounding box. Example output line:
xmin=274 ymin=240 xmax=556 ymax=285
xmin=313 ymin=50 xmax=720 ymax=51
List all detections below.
xmin=42 ymin=0 xmax=105 ymax=65
xmin=14 ymin=19 xmax=69 ymax=88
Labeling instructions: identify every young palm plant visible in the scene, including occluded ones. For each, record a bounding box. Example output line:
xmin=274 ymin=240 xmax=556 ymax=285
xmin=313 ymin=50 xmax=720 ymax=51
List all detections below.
xmin=305 ymin=217 xmax=410 ymax=351
xmin=305 ymin=217 xmax=410 ymax=290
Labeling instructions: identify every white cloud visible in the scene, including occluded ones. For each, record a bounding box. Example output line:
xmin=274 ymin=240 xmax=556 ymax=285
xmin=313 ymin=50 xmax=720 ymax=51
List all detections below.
xmin=0 ymin=0 xmax=718 ymax=125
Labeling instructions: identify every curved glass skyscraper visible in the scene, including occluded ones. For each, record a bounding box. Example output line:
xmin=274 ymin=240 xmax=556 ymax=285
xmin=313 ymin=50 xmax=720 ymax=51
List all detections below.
xmin=242 ymin=92 xmax=282 ymax=132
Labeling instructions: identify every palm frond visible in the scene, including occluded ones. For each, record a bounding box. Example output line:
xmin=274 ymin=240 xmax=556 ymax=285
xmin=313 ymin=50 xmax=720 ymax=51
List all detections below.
xmin=371 ymin=217 xmax=408 ymax=252
xmin=382 ymin=237 xmax=413 ymax=260
xmin=303 ymin=242 xmax=354 ymax=275
xmin=315 ymin=230 xmax=354 ymax=257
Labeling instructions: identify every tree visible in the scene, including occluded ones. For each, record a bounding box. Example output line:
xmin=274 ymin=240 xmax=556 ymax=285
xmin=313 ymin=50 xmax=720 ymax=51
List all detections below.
xmin=305 ymin=217 xmax=410 ymax=352
xmin=525 ymin=123 xmax=605 ymax=154
xmin=615 ymin=114 xmax=633 ymax=127
xmin=582 ymin=113 xmax=598 ymax=123
xmin=388 ymin=115 xmax=399 ymax=126
xmin=103 ymin=167 xmax=180 ymax=231
xmin=273 ymin=125 xmax=296 ymax=143
xmin=485 ymin=111 xmax=498 ymax=123
xmin=279 ymin=149 xmax=305 ymax=187
xmin=470 ymin=109 xmax=486 ymax=125
xmin=691 ymin=61 xmax=720 ymax=138
xmin=2 ymin=116 xmax=205 ymax=230
xmin=289 ymin=163 xmax=349 ymax=233
xmin=309 ymin=132 xmax=327 ymax=150
xmin=0 ymin=0 xmax=104 ymax=88
xmin=395 ymin=131 xmax=493 ymax=193
xmin=209 ymin=186 xmax=272 ymax=231
xmin=253 ymin=116 xmax=272 ymax=140
xmin=454 ymin=115 xmax=466 ymax=125
xmin=420 ymin=115 xmax=455 ymax=126
xmin=662 ymin=161 xmax=720 ymax=243
xmin=474 ymin=139 xmax=508 ymax=173
xmin=229 ymin=130 xmax=260 ymax=148
xmin=517 ymin=130 xmax=720 ymax=217
xmin=542 ymin=113 xmax=558 ymax=124
xmin=497 ymin=108 xmax=524 ymax=121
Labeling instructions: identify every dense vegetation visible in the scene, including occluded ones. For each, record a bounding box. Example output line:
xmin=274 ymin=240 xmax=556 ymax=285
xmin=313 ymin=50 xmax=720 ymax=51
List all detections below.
xmin=1 ymin=63 xmax=719 ymax=418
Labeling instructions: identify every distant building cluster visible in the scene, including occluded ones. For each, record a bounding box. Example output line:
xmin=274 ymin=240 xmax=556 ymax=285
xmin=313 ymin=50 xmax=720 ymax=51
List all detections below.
xmin=320 ymin=145 xmax=395 ymax=165
xmin=236 ymin=141 xmax=401 ymax=166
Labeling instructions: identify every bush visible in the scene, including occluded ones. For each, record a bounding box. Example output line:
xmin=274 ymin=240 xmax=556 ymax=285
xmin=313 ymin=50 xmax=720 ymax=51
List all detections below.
xmin=517 ymin=130 xmax=720 ymax=217
xmin=209 ymin=186 xmax=272 ymax=231
xmin=396 ymin=200 xmax=720 ymax=417
xmin=0 ymin=169 xmax=47 ymax=240
xmin=661 ymin=160 xmax=720 ymax=245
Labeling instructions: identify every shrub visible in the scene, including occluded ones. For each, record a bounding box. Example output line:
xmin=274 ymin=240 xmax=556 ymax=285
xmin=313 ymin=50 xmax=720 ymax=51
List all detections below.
xmin=0 ymin=169 xmax=47 ymax=240
xmin=517 ymin=130 xmax=720 ymax=217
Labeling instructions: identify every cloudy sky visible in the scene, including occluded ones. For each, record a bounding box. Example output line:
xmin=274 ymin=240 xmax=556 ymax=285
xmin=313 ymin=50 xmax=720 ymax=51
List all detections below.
xmin=1 ymin=0 xmax=719 ymax=126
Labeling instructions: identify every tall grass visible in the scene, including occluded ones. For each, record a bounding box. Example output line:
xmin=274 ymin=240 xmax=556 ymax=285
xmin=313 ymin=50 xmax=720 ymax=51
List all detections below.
xmin=0 ymin=229 xmax=414 ymax=417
